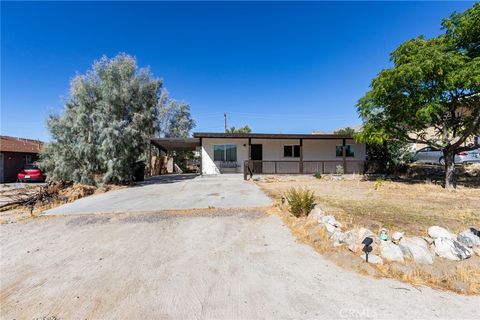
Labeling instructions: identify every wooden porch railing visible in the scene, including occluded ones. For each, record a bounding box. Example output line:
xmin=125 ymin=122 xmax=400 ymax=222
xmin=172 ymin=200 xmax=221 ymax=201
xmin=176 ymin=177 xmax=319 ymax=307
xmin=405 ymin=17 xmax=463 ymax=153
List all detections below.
xmin=243 ymin=160 xmax=365 ymax=180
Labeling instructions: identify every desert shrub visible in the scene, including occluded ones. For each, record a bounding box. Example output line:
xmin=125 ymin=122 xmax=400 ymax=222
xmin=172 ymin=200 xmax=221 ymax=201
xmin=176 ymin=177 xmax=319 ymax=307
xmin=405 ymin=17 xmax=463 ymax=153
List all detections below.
xmin=374 ymin=177 xmax=391 ymax=190
xmin=313 ymin=172 xmax=322 ymax=179
xmin=285 ymin=187 xmax=315 ymax=217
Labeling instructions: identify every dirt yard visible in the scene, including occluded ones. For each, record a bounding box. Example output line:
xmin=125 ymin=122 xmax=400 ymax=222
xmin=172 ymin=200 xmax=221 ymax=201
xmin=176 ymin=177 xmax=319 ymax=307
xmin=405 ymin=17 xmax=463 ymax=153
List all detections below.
xmin=1 ymin=210 xmax=479 ymax=319
xmin=256 ymin=175 xmax=480 ymax=234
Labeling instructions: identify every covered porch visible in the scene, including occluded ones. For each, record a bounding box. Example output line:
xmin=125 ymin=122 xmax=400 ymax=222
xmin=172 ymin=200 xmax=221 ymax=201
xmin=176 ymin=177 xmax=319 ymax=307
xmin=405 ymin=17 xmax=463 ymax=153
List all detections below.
xmin=192 ymin=133 xmax=366 ymax=179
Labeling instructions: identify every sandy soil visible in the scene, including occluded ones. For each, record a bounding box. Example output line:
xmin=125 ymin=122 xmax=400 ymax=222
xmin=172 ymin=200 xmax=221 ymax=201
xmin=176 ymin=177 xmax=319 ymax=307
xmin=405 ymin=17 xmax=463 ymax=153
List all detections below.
xmin=1 ymin=211 xmax=478 ymax=319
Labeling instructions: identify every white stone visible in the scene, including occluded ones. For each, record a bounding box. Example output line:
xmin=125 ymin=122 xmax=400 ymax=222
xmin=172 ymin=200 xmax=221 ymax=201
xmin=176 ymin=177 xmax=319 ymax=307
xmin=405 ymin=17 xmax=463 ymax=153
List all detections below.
xmin=344 ymin=228 xmax=376 ymax=253
xmin=428 ymin=226 xmax=455 ymax=239
xmin=380 ymin=241 xmax=404 ymax=263
xmin=399 ymin=238 xmax=434 ymax=265
xmin=433 ymin=238 xmax=473 ymax=261
xmin=409 ymin=236 xmax=430 ymax=250
xmin=319 ymin=215 xmax=342 ymax=235
xmin=458 ymin=228 xmax=480 ymax=247
xmin=331 ymin=229 xmax=345 ymax=247
xmin=307 ymin=207 xmax=324 ymax=223
xmin=320 ymin=215 xmax=336 ymax=225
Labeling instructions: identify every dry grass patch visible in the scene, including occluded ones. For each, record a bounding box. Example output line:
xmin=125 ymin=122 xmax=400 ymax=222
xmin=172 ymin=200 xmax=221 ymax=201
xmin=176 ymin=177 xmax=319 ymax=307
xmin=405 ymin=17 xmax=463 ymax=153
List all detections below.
xmin=262 ymin=177 xmax=480 ymax=295
xmin=257 ymin=175 xmax=480 ymax=234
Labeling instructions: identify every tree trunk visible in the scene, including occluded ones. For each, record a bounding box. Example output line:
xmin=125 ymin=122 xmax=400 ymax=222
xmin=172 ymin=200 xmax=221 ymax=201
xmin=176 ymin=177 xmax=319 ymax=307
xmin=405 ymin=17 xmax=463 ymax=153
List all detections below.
xmin=443 ymin=149 xmax=456 ymax=189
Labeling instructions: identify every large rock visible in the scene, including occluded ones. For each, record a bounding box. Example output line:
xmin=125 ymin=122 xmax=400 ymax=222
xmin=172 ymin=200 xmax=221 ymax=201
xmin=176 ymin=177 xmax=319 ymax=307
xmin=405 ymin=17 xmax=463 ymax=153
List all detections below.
xmin=428 ymin=226 xmax=455 ymax=239
xmin=307 ymin=206 xmax=324 ymax=223
xmin=458 ymin=228 xmax=480 ymax=247
xmin=433 ymin=238 xmax=473 ymax=261
xmin=399 ymin=238 xmax=434 ymax=265
xmin=320 ymin=215 xmax=342 ymax=234
xmin=330 ymin=229 xmax=345 ymax=247
xmin=409 ymin=236 xmax=430 ymax=250
xmin=380 ymin=241 xmax=404 ymax=263
xmin=344 ymin=228 xmax=376 ymax=253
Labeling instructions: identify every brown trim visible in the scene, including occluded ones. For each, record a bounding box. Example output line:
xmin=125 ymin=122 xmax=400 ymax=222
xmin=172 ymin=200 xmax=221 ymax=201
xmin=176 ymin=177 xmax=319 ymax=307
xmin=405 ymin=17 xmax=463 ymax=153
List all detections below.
xmin=299 ymin=138 xmax=303 ymax=173
xmin=244 ymin=159 xmax=365 ymax=180
xmin=193 ymin=132 xmax=354 ymax=140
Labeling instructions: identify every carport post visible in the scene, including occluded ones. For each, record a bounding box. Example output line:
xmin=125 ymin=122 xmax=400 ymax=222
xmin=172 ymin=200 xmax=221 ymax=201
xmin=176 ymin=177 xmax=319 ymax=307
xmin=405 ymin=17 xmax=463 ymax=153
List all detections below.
xmin=147 ymin=139 xmax=152 ymax=176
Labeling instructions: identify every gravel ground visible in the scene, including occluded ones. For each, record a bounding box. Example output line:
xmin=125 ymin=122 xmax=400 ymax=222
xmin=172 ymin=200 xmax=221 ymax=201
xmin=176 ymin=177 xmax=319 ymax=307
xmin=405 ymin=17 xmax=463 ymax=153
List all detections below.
xmin=1 ymin=210 xmax=478 ymax=319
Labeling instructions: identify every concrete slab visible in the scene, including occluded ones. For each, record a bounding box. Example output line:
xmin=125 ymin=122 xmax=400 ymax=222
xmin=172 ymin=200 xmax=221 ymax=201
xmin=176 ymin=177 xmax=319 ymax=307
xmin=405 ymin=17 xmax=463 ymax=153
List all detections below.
xmin=2 ymin=212 xmax=478 ymax=319
xmin=44 ymin=174 xmax=272 ymax=215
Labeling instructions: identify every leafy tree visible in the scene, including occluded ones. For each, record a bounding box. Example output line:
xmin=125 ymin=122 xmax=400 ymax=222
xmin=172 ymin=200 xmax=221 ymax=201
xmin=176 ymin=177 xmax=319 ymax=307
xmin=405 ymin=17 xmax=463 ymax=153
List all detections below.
xmin=357 ymin=4 xmax=480 ymax=188
xmin=333 ymin=127 xmax=356 ymax=135
xmin=226 ymin=125 xmax=252 ymax=133
xmin=158 ymin=98 xmax=196 ymax=138
xmin=40 ymin=54 xmax=161 ymax=185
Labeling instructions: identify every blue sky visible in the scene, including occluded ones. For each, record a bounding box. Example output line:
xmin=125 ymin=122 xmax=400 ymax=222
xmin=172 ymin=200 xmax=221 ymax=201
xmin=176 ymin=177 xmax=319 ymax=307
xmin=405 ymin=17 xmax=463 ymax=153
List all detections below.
xmin=1 ymin=1 xmax=475 ymax=141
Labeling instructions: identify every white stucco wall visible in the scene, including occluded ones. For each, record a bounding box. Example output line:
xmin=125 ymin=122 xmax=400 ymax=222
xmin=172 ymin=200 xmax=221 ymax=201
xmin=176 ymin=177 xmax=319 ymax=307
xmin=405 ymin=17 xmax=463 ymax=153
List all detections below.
xmin=200 ymin=137 xmax=366 ymax=175
xmin=201 ymin=138 xmax=249 ymax=175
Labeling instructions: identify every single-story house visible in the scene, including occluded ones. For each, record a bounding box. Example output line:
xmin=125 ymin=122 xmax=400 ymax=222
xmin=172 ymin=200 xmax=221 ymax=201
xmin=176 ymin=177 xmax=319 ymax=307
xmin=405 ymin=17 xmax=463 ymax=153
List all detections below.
xmin=151 ymin=132 xmax=366 ymax=179
xmin=0 ymin=136 xmax=44 ymax=183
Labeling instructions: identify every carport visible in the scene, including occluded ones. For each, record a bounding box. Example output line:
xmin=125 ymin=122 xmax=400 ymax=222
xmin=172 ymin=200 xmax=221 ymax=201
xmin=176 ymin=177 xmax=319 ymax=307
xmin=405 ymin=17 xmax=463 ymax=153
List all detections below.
xmin=148 ymin=138 xmax=201 ymax=174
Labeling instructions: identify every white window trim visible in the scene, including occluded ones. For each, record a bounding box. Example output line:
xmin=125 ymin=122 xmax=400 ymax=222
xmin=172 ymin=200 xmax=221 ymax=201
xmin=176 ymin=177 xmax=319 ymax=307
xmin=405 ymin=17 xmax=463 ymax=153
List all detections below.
xmin=283 ymin=145 xmax=300 ymax=158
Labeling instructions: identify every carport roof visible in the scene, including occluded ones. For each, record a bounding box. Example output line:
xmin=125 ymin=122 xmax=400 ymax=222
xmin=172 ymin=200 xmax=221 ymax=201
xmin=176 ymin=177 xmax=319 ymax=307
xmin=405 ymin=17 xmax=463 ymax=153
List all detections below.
xmin=151 ymin=138 xmax=200 ymax=151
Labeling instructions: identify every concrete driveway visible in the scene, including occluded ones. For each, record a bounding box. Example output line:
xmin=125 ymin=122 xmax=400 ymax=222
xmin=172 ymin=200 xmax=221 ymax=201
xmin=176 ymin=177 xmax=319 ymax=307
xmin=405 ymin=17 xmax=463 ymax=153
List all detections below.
xmin=1 ymin=211 xmax=478 ymax=319
xmin=45 ymin=174 xmax=271 ymax=215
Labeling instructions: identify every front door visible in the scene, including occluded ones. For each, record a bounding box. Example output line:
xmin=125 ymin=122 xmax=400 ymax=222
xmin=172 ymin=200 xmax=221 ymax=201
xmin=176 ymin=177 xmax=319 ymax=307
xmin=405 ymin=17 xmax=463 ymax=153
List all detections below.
xmin=250 ymin=144 xmax=263 ymax=173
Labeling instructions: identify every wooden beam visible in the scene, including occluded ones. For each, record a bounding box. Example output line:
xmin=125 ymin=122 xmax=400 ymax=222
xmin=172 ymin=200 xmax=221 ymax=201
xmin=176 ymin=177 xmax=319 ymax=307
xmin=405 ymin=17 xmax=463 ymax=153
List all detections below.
xmin=147 ymin=140 xmax=152 ymax=176
xmin=299 ymin=138 xmax=303 ymax=174
xmin=248 ymin=138 xmax=252 ymax=160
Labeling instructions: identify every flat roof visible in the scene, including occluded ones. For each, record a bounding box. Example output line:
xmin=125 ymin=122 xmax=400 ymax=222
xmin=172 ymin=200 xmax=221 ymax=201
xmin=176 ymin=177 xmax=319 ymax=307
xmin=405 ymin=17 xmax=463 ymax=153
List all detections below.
xmin=151 ymin=138 xmax=200 ymax=151
xmin=193 ymin=132 xmax=354 ymax=139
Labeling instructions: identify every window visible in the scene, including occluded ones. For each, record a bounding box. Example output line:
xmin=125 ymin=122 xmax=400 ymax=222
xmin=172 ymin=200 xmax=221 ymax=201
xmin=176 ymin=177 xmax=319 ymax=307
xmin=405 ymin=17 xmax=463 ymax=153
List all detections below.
xmin=284 ymin=145 xmax=300 ymax=158
xmin=336 ymin=145 xmax=355 ymax=157
xmin=23 ymin=155 xmax=32 ymax=164
xmin=213 ymin=144 xmax=237 ymax=161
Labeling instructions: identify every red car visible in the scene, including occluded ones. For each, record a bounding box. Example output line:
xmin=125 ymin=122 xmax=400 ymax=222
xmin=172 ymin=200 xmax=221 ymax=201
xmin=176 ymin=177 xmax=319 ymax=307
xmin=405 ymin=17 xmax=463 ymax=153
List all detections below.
xmin=17 ymin=164 xmax=46 ymax=182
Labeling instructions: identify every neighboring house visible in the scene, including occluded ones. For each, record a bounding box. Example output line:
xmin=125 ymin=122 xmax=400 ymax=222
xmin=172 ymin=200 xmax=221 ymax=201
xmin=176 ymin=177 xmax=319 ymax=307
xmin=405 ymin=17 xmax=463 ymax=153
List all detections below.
xmin=0 ymin=136 xmax=43 ymax=183
xmin=151 ymin=132 xmax=366 ymax=178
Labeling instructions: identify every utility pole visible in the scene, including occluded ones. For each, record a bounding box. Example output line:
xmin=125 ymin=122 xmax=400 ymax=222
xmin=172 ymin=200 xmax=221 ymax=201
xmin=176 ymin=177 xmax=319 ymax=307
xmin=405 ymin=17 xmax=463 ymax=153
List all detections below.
xmin=224 ymin=112 xmax=227 ymax=132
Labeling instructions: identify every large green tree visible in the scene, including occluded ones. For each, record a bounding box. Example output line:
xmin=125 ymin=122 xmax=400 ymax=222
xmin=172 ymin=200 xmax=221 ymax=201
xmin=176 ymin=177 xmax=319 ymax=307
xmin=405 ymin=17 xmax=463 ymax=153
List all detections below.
xmin=357 ymin=4 xmax=480 ymax=188
xmin=40 ymin=54 xmax=162 ymax=185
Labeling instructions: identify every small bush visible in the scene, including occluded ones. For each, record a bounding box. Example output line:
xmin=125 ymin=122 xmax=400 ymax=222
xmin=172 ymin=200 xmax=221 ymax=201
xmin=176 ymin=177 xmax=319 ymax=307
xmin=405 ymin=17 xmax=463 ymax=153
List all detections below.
xmin=285 ymin=187 xmax=315 ymax=217
xmin=374 ymin=177 xmax=391 ymax=190
xmin=313 ymin=172 xmax=322 ymax=179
